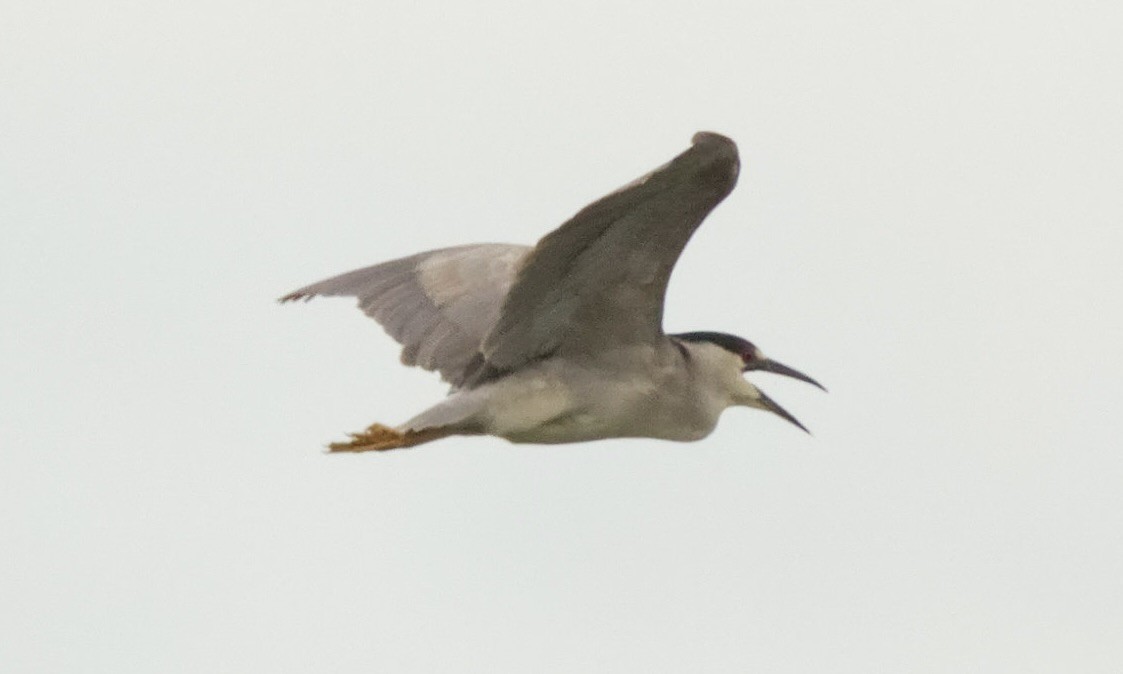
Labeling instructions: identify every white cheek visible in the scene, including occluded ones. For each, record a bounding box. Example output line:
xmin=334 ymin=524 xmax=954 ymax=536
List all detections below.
xmin=736 ymin=376 xmax=760 ymax=398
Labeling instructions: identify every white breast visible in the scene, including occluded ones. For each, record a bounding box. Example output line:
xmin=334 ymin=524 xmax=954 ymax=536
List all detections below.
xmin=477 ymin=346 xmax=732 ymax=444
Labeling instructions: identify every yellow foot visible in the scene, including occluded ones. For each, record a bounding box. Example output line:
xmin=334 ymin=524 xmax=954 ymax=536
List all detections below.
xmin=327 ymin=423 xmax=450 ymax=453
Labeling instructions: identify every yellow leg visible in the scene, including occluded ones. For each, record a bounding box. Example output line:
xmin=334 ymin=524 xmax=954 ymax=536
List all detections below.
xmin=328 ymin=423 xmax=451 ymax=453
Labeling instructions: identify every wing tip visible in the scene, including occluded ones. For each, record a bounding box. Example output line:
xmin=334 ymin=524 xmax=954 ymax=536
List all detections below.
xmin=690 ymin=131 xmax=739 ymax=165
xmin=688 ymin=131 xmax=740 ymax=191
xmin=277 ymin=291 xmax=316 ymax=304
xmin=691 ymin=131 xmax=736 ymax=149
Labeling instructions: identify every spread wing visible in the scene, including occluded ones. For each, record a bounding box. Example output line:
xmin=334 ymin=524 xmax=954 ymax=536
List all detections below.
xmin=280 ymin=243 xmax=530 ymax=387
xmin=479 ymin=132 xmax=740 ymax=374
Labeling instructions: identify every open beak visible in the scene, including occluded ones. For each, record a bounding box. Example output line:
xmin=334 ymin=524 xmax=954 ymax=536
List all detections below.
xmin=758 ymin=390 xmax=811 ymax=434
xmin=746 ymin=358 xmax=827 ymax=392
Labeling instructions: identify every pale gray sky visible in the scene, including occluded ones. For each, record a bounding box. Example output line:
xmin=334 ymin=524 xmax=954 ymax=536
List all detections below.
xmin=3 ymin=1 xmax=1122 ymax=672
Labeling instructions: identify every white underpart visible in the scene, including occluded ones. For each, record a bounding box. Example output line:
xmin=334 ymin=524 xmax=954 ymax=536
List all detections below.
xmin=400 ymin=341 xmax=765 ymax=444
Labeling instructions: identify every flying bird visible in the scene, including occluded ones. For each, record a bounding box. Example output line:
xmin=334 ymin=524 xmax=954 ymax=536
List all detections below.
xmin=281 ymin=132 xmax=824 ymax=452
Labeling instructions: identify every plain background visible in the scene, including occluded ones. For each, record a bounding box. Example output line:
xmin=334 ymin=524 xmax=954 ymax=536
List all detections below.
xmin=3 ymin=1 xmax=1121 ymax=671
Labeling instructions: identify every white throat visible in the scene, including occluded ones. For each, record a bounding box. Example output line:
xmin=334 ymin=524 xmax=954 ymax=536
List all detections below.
xmin=683 ymin=341 xmax=766 ymax=410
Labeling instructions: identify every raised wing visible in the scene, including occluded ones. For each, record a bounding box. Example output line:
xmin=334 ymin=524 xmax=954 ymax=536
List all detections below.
xmin=281 ymin=243 xmax=530 ymax=387
xmin=480 ymin=132 xmax=740 ymax=374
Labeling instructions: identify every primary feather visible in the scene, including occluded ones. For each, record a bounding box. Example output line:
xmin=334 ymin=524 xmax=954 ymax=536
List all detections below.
xmin=280 ymin=243 xmax=529 ymax=388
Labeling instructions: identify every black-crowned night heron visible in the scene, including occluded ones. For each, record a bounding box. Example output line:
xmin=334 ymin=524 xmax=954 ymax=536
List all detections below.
xmin=282 ymin=132 xmax=824 ymax=452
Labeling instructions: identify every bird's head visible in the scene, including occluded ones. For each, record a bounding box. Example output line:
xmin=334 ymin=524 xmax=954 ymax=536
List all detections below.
xmin=673 ymin=331 xmax=825 ymax=433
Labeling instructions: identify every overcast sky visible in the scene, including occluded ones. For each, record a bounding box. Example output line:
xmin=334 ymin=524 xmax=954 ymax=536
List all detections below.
xmin=3 ymin=1 xmax=1122 ymax=672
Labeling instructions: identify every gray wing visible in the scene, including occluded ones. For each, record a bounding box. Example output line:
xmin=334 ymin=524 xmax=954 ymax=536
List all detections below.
xmin=281 ymin=243 xmax=530 ymax=387
xmin=479 ymin=132 xmax=740 ymax=374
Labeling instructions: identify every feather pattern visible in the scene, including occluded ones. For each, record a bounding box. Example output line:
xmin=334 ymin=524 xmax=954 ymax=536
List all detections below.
xmin=280 ymin=243 xmax=530 ymax=387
